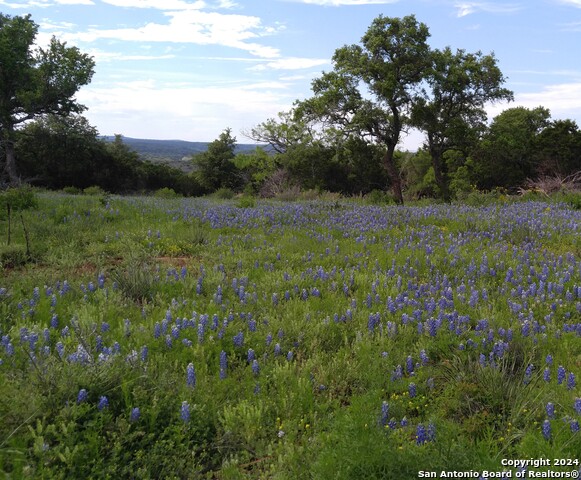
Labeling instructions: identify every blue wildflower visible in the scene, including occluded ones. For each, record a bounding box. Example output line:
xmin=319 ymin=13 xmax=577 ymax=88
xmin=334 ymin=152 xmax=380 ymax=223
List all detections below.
xmin=416 ymin=424 xmax=427 ymax=445
xmin=557 ymin=366 xmax=566 ymax=385
xmin=575 ymin=398 xmax=581 ymax=415
xmin=219 ymin=351 xmax=227 ymax=380
xmin=97 ymin=396 xmax=109 ymax=411
xmin=233 ymin=331 xmax=244 ymax=348
xmin=379 ymin=401 xmax=389 ymax=427
xmin=186 ymin=362 xmax=196 ymax=388
xmin=542 ymin=419 xmax=551 ymax=440
xmin=546 ymin=402 xmax=555 ymax=419
xmin=568 ymin=373 xmax=576 ymax=390
xmin=252 ymin=359 xmax=260 ymax=376
xmin=543 ymin=368 xmax=551 ymax=383
xmin=130 ymin=407 xmax=140 ymax=423
xmin=77 ymin=388 xmax=88 ymax=404
xmin=409 ymin=383 xmax=417 ymax=398
xmin=181 ymin=401 xmax=190 ymax=423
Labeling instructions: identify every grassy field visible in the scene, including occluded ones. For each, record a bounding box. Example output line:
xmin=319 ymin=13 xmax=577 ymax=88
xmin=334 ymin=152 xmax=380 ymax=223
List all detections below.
xmin=1 ymin=192 xmax=580 ymax=479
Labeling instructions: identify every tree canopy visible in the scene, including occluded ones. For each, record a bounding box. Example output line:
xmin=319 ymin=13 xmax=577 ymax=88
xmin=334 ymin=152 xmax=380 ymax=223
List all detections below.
xmin=0 ymin=13 xmax=95 ymax=185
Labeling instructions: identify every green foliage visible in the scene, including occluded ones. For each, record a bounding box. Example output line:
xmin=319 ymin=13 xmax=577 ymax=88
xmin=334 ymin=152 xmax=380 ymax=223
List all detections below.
xmin=82 ymin=185 xmax=106 ymax=196
xmin=212 ymin=187 xmax=235 ymax=200
xmin=0 ymin=13 xmax=95 ymax=185
xmin=472 ymin=107 xmax=552 ymax=190
xmin=1 ymin=194 xmax=581 ymax=477
xmin=154 ymin=187 xmax=181 ymax=199
xmin=192 ymin=128 xmax=240 ymax=192
xmin=364 ymin=189 xmax=393 ymax=205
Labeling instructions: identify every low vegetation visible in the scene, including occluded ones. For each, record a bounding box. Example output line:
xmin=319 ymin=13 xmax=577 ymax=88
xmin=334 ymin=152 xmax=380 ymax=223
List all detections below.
xmin=0 ymin=192 xmax=580 ymax=478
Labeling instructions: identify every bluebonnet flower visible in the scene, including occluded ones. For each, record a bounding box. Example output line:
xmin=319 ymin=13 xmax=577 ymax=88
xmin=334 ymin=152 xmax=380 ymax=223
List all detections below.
xmin=274 ymin=343 xmax=282 ymax=356
xmin=130 ymin=407 xmax=140 ymax=422
xmin=406 ymin=356 xmax=414 ymax=375
xmin=557 ymin=366 xmax=566 ymax=385
xmin=153 ymin=322 xmax=161 ymax=339
xmin=427 ymin=422 xmax=436 ymax=441
xmin=575 ymin=398 xmax=581 ymax=415
xmin=379 ymin=401 xmax=389 ymax=427
xmin=391 ymin=365 xmax=403 ymax=382
xmin=479 ymin=353 xmax=487 ymax=367
xmin=416 ymin=424 xmax=427 ymax=445
xmin=181 ymin=401 xmax=190 ymax=423
xmin=286 ymin=351 xmax=293 ymax=362
xmin=543 ymin=368 xmax=551 ymax=383
xmin=171 ymin=326 xmax=180 ymax=339
xmin=401 ymin=417 xmax=409 ymax=427
xmin=247 ymin=348 xmax=255 ymax=363
xmin=252 ymin=359 xmax=260 ymax=376
xmin=233 ymin=331 xmax=244 ymax=348
xmin=571 ymin=420 xmax=580 ymax=433
xmin=546 ymin=402 xmax=555 ymax=418
xmin=566 ymin=372 xmax=577 ymax=390
xmin=266 ymin=333 xmax=273 ymax=346
xmin=542 ymin=419 xmax=551 ymax=440
xmin=219 ymin=351 xmax=227 ymax=380
xmin=50 ymin=314 xmax=58 ymax=329
xmin=77 ymin=388 xmax=88 ymax=404
xmin=97 ymin=396 xmax=109 ymax=411
xmin=524 ymin=364 xmax=533 ymax=384
xmin=140 ymin=346 xmax=148 ymax=363
xmin=409 ymin=383 xmax=417 ymax=398
xmin=55 ymin=341 xmax=64 ymax=358
xmin=186 ymin=363 xmax=196 ymax=388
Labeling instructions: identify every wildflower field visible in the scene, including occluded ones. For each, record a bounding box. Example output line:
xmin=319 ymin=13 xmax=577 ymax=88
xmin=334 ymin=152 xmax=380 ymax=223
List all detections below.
xmin=1 ymin=193 xmax=581 ymax=479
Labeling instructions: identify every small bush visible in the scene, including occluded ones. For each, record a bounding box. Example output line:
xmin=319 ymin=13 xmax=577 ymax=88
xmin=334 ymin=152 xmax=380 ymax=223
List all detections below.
xmin=236 ymin=196 xmax=256 ymax=208
xmin=275 ymin=185 xmax=302 ymax=201
xmin=111 ymin=259 xmax=158 ymax=303
xmin=83 ymin=185 xmax=106 ymax=196
xmin=0 ymin=246 xmax=29 ymax=269
xmin=212 ymin=188 xmax=235 ymax=200
xmin=364 ymin=189 xmax=392 ymax=205
xmin=154 ymin=187 xmax=181 ymax=199
xmin=62 ymin=186 xmax=82 ymax=195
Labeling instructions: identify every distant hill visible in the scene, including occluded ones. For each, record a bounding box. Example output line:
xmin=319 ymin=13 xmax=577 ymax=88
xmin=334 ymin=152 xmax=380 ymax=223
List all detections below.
xmin=101 ymin=136 xmax=263 ymax=173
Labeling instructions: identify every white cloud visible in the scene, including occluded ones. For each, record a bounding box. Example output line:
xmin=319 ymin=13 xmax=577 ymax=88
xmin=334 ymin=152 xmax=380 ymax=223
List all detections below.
xmin=214 ymin=0 xmax=237 ymax=7
xmin=100 ymin=0 xmax=205 ymax=9
xmin=60 ymin=10 xmax=281 ymax=58
xmin=0 ymin=0 xmax=93 ymax=6
xmin=557 ymin=0 xmax=581 ymax=6
xmin=76 ymin=79 xmax=295 ymax=140
xmin=287 ymin=0 xmax=397 ymax=4
xmin=250 ymin=57 xmax=329 ymax=71
xmin=455 ymin=2 xmax=522 ymax=17
xmin=85 ymin=49 xmax=176 ymax=62
xmin=487 ymin=82 xmax=581 ymax=123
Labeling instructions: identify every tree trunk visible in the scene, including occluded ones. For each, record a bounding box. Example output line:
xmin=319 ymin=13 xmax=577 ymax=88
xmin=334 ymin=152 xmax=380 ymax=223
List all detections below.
xmin=2 ymin=128 xmax=21 ymax=186
xmin=430 ymin=147 xmax=450 ymax=202
xmin=383 ymin=146 xmax=404 ymax=204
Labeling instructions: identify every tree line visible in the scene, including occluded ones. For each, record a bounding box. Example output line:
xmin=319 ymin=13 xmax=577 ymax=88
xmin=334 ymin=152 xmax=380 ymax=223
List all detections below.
xmin=1 ymin=13 xmax=580 ymax=200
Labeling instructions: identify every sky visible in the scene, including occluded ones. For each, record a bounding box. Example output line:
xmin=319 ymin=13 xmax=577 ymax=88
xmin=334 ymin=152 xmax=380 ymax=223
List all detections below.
xmin=1 ymin=0 xmax=581 ymax=150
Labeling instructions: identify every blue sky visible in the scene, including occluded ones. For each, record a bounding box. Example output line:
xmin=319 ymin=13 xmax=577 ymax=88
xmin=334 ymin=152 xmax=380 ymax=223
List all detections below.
xmin=2 ymin=0 xmax=581 ymax=149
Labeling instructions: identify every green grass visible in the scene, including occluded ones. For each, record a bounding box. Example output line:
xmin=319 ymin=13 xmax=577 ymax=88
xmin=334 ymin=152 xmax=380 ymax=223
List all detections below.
xmin=0 ymin=192 xmax=580 ymax=478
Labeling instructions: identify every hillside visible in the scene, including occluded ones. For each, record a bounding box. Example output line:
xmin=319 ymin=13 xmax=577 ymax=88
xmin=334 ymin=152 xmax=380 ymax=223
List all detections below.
xmin=101 ymin=136 xmax=262 ymax=173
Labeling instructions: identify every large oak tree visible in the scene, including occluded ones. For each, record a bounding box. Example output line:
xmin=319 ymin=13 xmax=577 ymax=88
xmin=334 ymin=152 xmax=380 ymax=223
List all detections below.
xmin=296 ymin=15 xmax=431 ymax=204
xmin=411 ymin=47 xmax=513 ymax=200
xmin=0 ymin=13 xmax=95 ymax=185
